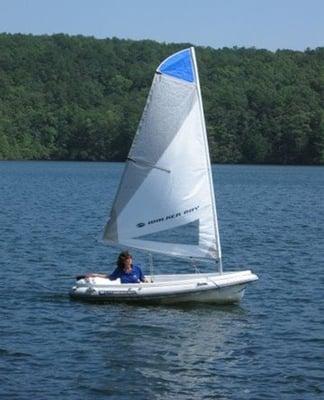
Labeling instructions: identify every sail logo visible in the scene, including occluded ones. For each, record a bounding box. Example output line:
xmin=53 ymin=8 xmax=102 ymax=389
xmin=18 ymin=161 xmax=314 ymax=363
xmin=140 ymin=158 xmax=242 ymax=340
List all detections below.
xmin=136 ymin=222 xmax=146 ymax=228
xmin=136 ymin=206 xmax=200 ymax=228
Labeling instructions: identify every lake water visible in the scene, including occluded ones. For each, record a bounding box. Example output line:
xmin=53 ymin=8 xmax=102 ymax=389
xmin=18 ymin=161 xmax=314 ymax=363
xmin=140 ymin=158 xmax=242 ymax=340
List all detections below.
xmin=0 ymin=162 xmax=323 ymax=399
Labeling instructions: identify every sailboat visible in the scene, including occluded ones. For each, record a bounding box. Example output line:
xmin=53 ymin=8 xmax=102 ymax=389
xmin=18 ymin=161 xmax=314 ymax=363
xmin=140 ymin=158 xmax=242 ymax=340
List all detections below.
xmin=70 ymin=47 xmax=258 ymax=304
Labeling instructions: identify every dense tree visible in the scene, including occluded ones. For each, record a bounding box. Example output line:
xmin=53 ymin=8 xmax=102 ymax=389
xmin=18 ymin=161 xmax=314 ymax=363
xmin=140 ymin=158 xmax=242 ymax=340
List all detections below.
xmin=0 ymin=33 xmax=323 ymax=164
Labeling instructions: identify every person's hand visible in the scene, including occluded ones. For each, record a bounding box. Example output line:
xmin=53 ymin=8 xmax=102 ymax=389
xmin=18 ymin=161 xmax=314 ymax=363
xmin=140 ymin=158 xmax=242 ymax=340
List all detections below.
xmin=86 ymin=273 xmax=107 ymax=278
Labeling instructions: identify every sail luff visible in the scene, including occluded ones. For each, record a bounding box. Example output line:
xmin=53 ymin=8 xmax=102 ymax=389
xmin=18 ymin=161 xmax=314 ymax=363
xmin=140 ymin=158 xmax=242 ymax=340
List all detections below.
xmin=190 ymin=47 xmax=222 ymax=264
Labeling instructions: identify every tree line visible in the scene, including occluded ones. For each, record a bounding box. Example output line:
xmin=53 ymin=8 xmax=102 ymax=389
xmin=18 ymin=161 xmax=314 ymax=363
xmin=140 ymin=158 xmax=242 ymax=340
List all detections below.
xmin=0 ymin=33 xmax=323 ymax=164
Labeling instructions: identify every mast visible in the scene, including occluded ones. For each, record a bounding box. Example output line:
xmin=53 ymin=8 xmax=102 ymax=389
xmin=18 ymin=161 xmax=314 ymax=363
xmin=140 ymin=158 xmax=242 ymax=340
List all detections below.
xmin=190 ymin=47 xmax=223 ymax=273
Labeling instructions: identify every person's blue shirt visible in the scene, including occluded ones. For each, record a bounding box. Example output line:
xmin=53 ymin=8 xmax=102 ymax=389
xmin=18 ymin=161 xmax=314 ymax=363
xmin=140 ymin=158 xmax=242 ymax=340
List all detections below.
xmin=110 ymin=265 xmax=145 ymax=283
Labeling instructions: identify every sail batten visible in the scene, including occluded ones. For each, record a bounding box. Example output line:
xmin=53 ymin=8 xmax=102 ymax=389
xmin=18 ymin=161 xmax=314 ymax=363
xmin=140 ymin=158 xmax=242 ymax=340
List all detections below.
xmin=103 ymin=48 xmax=221 ymax=261
xmin=127 ymin=157 xmax=171 ymax=173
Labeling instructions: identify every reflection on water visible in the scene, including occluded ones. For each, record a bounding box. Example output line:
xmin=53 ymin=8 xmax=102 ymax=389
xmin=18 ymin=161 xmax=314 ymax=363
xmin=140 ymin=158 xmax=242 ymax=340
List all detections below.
xmin=84 ymin=305 xmax=247 ymax=399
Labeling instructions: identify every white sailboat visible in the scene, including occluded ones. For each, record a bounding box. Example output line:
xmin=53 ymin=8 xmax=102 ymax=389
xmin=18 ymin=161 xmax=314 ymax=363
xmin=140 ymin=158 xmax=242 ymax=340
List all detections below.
xmin=70 ymin=47 xmax=258 ymax=304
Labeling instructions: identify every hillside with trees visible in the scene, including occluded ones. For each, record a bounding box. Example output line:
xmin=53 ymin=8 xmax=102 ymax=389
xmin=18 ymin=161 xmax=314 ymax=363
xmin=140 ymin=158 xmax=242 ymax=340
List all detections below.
xmin=0 ymin=33 xmax=323 ymax=164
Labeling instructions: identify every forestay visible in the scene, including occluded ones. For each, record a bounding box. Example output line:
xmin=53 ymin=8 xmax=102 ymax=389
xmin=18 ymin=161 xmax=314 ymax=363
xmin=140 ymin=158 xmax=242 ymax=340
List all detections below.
xmin=103 ymin=48 xmax=222 ymax=261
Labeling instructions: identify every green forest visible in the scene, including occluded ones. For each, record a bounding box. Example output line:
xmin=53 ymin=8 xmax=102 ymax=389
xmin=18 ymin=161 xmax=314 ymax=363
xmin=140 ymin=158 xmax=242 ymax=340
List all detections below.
xmin=0 ymin=33 xmax=323 ymax=164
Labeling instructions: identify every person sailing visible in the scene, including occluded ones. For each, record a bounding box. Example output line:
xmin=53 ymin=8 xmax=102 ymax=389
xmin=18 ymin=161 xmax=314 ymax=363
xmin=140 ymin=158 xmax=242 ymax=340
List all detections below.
xmin=109 ymin=251 xmax=147 ymax=283
xmin=82 ymin=250 xmax=147 ymax=283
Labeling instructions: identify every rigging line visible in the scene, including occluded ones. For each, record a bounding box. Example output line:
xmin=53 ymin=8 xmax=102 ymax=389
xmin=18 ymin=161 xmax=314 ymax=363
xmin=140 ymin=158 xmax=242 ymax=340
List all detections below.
xmin=34 ymin=282 xmax=58 ymax=292
xmin=208 ymin=279 xmax=220 ymax=289
xmin=127 ymin=157 xmax=171 ymax=173
xmin=191 ymin=258 xmax=201 ymax=273
xmin=148 ymin=252 xmax=154 ymax=283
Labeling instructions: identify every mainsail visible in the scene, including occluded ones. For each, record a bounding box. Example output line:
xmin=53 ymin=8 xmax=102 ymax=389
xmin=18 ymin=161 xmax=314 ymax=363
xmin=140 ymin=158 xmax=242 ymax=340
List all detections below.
xmin=103 ymin=48 xmax=222 ymax=261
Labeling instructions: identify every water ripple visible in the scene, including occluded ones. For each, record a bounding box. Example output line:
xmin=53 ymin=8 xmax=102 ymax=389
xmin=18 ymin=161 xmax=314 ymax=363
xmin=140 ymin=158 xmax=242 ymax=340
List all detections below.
xmin=0 ymin=162 xmax=323 ymax=399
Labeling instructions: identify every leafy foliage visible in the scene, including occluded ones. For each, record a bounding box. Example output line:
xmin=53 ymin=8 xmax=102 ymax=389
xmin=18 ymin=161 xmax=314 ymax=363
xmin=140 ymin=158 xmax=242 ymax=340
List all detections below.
xmin=0 ymin=34 xmax=323 ymax=164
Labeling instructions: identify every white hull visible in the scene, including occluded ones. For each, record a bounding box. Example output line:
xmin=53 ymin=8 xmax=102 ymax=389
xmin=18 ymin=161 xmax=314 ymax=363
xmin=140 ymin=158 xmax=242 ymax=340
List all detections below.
xmin=70 ymin=270 xmax=258 ymax=305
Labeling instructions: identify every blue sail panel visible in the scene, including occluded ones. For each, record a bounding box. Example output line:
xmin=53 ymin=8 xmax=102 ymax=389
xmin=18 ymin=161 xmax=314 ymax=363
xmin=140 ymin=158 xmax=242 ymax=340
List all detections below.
xmin=157 ymin=49 xmax=195 ymax=83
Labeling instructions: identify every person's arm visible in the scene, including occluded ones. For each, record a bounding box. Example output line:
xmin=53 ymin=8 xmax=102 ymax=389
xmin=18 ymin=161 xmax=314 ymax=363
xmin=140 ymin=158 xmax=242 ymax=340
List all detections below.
xmin=138 ymin=266 xmax=148 ymax=283
xmin=109 ymin=267 xmax=121 ymax=281
xmin=85 ymin=273 xmax=108 ymax=278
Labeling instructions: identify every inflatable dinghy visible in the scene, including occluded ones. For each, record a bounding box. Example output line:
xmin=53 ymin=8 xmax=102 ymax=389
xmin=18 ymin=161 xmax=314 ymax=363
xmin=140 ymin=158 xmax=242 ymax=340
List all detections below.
xmin=70 ymin=271 xmax=258 ymax=304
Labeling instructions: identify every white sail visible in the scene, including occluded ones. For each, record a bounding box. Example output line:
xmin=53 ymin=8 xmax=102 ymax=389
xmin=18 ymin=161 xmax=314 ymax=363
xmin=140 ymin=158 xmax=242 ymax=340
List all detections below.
xmin=103 ymin=48 xmax=221 ymax=261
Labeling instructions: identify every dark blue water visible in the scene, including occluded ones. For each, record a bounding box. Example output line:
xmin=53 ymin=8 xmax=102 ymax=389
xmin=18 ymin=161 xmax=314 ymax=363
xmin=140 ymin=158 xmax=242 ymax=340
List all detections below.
xmin=0 ymin=162 xmax=323 ymax=399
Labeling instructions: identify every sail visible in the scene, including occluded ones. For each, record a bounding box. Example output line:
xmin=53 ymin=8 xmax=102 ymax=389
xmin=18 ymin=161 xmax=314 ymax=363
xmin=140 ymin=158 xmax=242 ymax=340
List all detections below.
xmin=103 ymin=48 xmax=221 ymax=261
